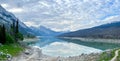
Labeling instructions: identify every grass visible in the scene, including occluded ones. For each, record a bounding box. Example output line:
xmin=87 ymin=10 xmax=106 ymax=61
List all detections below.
xmin=0 ymin=43 xmax=24 ymax=60
xmin=98 ymin=49 xmax=116 ymax=61
xmin=116 ymin=50 xmax=120 ymax=61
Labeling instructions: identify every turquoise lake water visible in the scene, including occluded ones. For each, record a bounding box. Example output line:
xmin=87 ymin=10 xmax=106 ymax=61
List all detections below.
xmin=28 ymin=37 xmax=120 ymax=57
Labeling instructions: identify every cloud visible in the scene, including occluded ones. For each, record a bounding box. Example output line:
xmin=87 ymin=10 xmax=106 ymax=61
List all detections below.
xmin=0 ymin=0 xmax=120 ymax=31
xmin=102 ymin=15 xmax=120 ymax=22
xmin=8 ymin=8 xmax=23 ymax=13
xmin=24 ymin=21 xmax=40 ymax=27
xmin=1 ymin=3 xmax=9 ymax=8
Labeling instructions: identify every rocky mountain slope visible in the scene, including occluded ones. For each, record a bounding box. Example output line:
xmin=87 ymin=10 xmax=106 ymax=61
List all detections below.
xmin=30 ymin=26 xmax=64 ymax=36
xmin=0 ymin=5 xmax=34 ymax=35
xmin=59 ymin=21 xmax=120 ymax=39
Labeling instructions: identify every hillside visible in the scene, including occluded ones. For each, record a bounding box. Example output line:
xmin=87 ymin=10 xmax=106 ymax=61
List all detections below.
xmin=59 ymin=21 xmax=120 ymax=39
xmin=0 ymin=5 xmax=64 ymax=37
xmin=0 ymin=5 xmax=33 ymax=36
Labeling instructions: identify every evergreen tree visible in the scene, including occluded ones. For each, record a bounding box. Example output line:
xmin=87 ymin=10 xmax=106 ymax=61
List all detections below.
xmin=16 ymin=19 xmax=19 ymax=34
xmin=0 ymin=25 xmax=2 ymax=43
xmin=14 ymin=19 xmax=21 ymax=41
xmin=2 ymin=25 xmax=6 ymax=44
xmin=0 ymin=25 xmax=6 ymax=44
xmin=0 ymin=19 xmax=22 ymax=44
xmin=13 ymin=20 xmax=15 ymax=33
xmin=11 ymin=20 xmax=16 ymax=41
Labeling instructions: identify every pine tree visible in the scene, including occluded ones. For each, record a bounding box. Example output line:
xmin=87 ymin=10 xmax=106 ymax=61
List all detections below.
xmin=13 ymin=20 xmax=15 ymax=33
xmin=16 ymin=19 xmax=19 ymax=34
xmin=0 ymin=25 xmax=2 ymax=43
xmin=2 ymin=25 xmax=6 ymax=44
xmin=0 ymin=25 xmax=6 ymax=44
xmin=15 ymin=19 xmax=19 ymax=42
xmin=11 ymin=20 xmax=16 ymax=41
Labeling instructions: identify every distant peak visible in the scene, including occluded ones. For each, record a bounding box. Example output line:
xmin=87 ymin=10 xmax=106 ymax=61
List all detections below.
xmin=39 ymin=25 xmax=46 ymax=28
xmin=39 ymin=25 xmax=49 ymax=29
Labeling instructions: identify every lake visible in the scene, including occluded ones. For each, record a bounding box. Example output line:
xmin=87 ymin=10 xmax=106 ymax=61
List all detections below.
xmin=27 ymin=37 xmax=120 ymax=57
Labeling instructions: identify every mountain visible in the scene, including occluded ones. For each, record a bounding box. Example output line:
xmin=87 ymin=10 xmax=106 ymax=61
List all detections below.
xmin=59 ymin=21 xmax=120 ymax=39
xmin=30 ymin=26 xmax=64 ymax=36
xmin=0 ymin=5 xmax=33 ymax=35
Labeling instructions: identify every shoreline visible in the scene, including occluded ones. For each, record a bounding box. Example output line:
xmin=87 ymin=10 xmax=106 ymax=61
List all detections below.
xmin=23 ymin=38 xmax=40 ymax=42
xmin=60 ymin=37 xmax=120 ymax=44
xmin=11 ymin=46 xmax=101 ymax=61
xmin=11 ymin=37 xmax=120 ymax=61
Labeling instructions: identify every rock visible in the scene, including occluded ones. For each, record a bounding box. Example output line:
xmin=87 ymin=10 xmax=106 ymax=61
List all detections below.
xmin=24 ymin=50 xmax=30 ymax=55
xmin=0 ymin=52 xmax=3 ymax=55
xmin=6 ymin=54 xmax=12 ymax=58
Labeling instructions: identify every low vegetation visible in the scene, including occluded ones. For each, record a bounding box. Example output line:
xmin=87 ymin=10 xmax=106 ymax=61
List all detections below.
xmin=0 ymin=44 xmax=24 ymax=60
xmin=99 ymin=49 xmax=116 ymax=61
xmin=0 ymin=20 xmax=24 ymax=60
xmin=116 ymin=50 xmax=120 ymax=61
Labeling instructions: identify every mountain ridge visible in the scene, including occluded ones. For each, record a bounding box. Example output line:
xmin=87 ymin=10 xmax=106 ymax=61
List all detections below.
xmin=59 ymin=21 xmax=120 ymax=39
xmin=0 ymin=5 xmax=34 ymax=36
xmin=30 ymin=26 xmax=65 ymax=36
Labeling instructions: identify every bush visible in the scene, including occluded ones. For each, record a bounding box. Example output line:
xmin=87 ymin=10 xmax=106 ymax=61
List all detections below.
xmin=6 ymin=33 xmax=15 ymax=44
xmin=99 ymin=49 xmax=116 ymax=61
xmin=16 ymin=33 xmax=24 ymax=40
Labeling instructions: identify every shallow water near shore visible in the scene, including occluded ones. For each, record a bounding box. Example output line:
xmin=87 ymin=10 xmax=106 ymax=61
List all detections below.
xmin=27 ymin=37 xmax=120 ymax=57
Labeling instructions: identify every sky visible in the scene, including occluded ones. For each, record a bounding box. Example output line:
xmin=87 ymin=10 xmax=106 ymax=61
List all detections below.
xmin=0 ymin=0 xmax=120 ymax=31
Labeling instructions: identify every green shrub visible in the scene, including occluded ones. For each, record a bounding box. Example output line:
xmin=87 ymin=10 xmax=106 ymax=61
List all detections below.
xmin=116 ymin=50 xmax=120 ymax=61
xmin=6 ymin=33 xmax=15 ymax=44
xmin=99 ymin=49 xmax=116 ymax=61
xmin=16 ymin=33 xmax=24 ymax=40
xmin=0 ymin=44 xmax=25 ymax=60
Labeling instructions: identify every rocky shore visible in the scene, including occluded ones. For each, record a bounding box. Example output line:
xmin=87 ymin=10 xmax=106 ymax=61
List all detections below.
xmin=11 ymin=46 xmax=101 ymax=61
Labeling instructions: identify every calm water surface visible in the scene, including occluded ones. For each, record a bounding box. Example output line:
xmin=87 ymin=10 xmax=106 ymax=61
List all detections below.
xmin=28 ymin=37 xmax=120 ymax=57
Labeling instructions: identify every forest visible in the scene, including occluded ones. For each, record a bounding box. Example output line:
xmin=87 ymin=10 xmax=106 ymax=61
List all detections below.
xmin=0 ymin=20 xmax=23 ymax=44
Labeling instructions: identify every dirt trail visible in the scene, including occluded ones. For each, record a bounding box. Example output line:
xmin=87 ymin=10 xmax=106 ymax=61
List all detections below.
xmin=110 ymin=49 xmax=120 ymax=61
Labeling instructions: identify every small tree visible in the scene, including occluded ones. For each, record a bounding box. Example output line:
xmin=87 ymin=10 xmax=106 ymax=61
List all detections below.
xmin=15 ymin=19 xmax=24 ymax=41
xmin=0 ymin=25 xmax=2 ymax=43
xmin=15 ymin=19 xmax=19 ymax=34
xmin=3 ymin=25 xmax=6 ymax=44
xmin=15 ymin=19 xmax=19 ymax=42
xmin=0 ymin=25 xmax=6 ymax=44
xmin=13 ymin=20 xmax=15 ymax=32
xmin=11 ymin=20 xmax=16 ymax=42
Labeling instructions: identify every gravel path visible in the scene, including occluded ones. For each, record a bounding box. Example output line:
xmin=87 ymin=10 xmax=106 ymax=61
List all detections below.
xmin=110 ymin=49 xmax=120 ymax=61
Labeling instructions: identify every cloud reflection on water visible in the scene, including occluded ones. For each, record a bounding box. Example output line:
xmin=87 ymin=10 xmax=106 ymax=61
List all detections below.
xmin=41 ymin=42 xmax=102 ymax=57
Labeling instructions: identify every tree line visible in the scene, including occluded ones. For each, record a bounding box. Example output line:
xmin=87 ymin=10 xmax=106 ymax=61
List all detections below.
xmin=0 ymin=20 xmax=23 ymax=44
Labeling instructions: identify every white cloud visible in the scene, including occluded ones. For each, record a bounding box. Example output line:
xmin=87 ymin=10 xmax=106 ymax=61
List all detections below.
xmin=1 ymin=0 xmax=120 ymax=31
xmin=103 ymin=15 xmax=120 ymax=22
xmin=38 ymin=1 xmax=50 ymax=7
xmin=24 ymin=21 xmax=40 ymax=27
xmin=56 ymin=0 xmax=63 ymax=4
xmin=1 ymin=4 xmax=9 ymax=8
xmin=8 ymin=8 xmax=24 ymax=13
